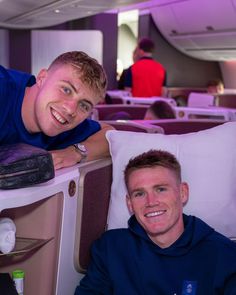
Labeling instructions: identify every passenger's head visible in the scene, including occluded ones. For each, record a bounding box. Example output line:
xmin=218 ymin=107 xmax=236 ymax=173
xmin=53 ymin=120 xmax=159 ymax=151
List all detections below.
xmin=138 ymin=37 xmax=155 ymax=53
xmin=207 ymin=79 xmax=224 ymax=94
xmin=28 ymin=51 xmax=107 ymax=136
xmin=144 ymin=101 xmax=176 ymax=120
xmin=134 ymin=37 xmax=155 ymax=59
xmin=124 ymin=150 xmax=189 ymax=247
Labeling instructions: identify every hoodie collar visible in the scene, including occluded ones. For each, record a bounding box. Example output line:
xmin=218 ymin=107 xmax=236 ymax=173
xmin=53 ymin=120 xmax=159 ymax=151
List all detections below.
xmin=128 ymin=214 xmax=214 ymax=256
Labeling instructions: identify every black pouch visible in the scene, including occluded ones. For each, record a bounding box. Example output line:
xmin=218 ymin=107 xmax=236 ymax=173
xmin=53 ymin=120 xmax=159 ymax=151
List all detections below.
xmin=0 ymin=273 xmax=18 ymax=295
xmin=0 ymin=143 xmax=55 ymax=189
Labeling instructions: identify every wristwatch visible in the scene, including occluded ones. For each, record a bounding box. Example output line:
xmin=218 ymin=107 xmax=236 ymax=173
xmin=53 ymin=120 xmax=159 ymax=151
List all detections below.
xmin=73 ymin=143 xmax=88 ymax=162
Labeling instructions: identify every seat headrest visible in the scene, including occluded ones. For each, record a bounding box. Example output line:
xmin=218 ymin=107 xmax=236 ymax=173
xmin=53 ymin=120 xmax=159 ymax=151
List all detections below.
xmin=106 ymin=122 xmax=236 ymax=237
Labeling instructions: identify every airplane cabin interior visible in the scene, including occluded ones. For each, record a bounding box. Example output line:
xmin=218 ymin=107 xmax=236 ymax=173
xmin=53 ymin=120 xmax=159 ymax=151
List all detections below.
xmin=0 ymin=0 xmax=236 ymax=294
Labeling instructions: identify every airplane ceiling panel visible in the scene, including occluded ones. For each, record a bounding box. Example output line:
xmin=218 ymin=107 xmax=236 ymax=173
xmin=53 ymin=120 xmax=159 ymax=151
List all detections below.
xmin=151 ymin=0 xmax=236 ymax=61
xmin=0 ymin=0 xmax=147 ymax=29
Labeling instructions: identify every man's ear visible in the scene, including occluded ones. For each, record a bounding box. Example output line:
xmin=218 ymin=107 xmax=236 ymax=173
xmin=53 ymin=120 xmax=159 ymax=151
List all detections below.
xmin=138 ymin=48 xmax=145 ymax=56
xmin=180 ymin=182 xmax=189 ymax=206
xmin=126 ymin=194 xmax=133 ymax=214
xmin=36 ymin=69 xmax=47 ymax=87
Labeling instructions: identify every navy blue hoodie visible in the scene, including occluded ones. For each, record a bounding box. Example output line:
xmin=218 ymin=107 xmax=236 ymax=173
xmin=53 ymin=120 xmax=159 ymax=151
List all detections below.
xmin=75 ymin=214 xmax=236 ymax=295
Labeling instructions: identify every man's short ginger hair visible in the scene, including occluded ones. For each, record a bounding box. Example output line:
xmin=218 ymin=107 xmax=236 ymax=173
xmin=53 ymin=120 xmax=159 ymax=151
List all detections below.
xmin=49 ymin=51 xmax=107 ymax=101
xmin=124 ymin=150 xmax=182 ymax=189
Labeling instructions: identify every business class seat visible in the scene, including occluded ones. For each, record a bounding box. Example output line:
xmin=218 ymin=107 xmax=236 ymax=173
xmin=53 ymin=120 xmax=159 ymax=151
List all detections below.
xmin=187 ymin=92 xmax=215 ymax=108
xmin=106 ymin=90 xmax=131 ymax=104
xmin=106 ymin=90 xmax=177 ymax=107
xmin=141 ymin=119 xmax=226 ymax=134
xmin=74 ymin=122 xmax=236 ymax=273
xmin=73 ymin=123 xmax=163 ymax=273
xmin=95 ymin=104 xmax=148 ymax=120
xmin=120 ymin=96 xmax=176 ymax=107
xmin=174 ymin=106 xmax=235 ymax=121
xmin=217 ymin=94 xmax=236 ymax=108
xmin=106 ymin=122 xmax=236 ymax=237
xmin=102 ymin=120 xmax=164 ymax=133
xmin=165 ymin=87 xmax=207 ymax=106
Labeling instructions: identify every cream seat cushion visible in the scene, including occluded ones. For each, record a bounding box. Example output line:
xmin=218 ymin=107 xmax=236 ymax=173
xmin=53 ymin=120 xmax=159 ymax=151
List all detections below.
xmin=106 ymin=122 xmax=236 ymax=237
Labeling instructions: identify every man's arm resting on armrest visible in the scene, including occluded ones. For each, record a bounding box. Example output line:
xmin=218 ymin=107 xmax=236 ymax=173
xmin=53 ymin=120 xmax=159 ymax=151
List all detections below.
xmin=78 ymin=122 xmax=114 ymax=161
xmin=50 ymin=122 xmax=114 ymax=170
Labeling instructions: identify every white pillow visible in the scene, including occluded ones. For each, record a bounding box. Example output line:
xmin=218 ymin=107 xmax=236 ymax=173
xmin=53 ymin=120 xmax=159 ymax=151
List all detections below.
xmin=106 ymin=122 xmax=236 ymax=237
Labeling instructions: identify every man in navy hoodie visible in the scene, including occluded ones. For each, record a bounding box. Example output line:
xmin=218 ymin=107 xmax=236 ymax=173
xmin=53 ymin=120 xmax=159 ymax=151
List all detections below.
xmin=0 ymin=51 xmax=113 ymax=170
xmin=75 ymin=149 xmax=236 ymax=294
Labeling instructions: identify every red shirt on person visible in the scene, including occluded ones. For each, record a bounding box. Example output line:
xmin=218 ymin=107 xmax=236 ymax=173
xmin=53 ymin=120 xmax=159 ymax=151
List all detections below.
xmin=125 ymin=57 xmax=166 ymax=97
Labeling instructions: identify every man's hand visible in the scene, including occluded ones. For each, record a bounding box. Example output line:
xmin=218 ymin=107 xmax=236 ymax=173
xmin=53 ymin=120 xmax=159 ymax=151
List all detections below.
xmin=50 ymin=146 xmax=81 ymax=170
xmin=50 ymin=122 xmax=114 ymax=170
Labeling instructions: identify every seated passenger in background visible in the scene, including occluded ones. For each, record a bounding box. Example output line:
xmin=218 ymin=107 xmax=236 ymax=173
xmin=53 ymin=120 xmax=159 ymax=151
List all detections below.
xmin=0 ymin=51 xmax=113 ymax=170
xmin=207 ymin=78 xmax=224 ymax=94
xmin=144 ymin=100 xmax=176 ymax=120
xmin=75 ymin=149 xmax=236 ymax=294
xmin=124 ymin=37 xmax=166 ymax=97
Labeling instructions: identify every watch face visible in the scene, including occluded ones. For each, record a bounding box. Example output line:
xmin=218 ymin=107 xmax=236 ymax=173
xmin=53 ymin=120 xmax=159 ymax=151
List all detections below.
xmin=74 ymin=144 xmax=87 ymax=162
xmin=74 ymin=144 xmax=87 ymax=156
xmin=77 ymin=144 xmax=86 ymax=153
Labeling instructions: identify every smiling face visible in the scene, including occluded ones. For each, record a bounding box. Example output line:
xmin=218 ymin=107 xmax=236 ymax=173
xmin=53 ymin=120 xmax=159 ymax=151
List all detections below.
xmin=25 ymin=64 xmax=101 ymax=136
xmin=126 ymin=166 xmax=188 ymax=248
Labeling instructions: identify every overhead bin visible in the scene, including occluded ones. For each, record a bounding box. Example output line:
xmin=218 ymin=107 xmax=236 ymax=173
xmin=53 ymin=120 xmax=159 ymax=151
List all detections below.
xmin=151 ymin=0 xmax=236 ymax=61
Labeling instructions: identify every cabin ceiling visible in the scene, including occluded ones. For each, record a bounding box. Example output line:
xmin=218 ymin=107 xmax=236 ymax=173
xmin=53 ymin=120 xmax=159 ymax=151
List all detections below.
xmin=0 ymin=0 xmax=147 ymax=29
xmin=1 ymin=0 xmax=236 ymax=61
xmin=150 ymin=0 xmax=236 ymax=61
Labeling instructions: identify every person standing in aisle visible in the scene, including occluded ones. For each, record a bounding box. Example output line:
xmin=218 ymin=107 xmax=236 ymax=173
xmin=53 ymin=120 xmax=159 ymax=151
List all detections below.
xmin=124 ymin=37 xmax=166 ymax=97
